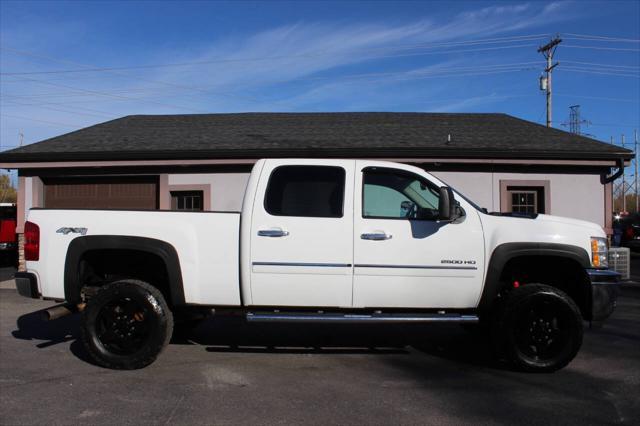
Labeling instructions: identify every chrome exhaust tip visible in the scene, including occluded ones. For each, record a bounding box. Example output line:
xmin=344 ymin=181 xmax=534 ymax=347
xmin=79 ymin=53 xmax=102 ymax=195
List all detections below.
xmin=41 ymin=304 xmax=76 ymax=321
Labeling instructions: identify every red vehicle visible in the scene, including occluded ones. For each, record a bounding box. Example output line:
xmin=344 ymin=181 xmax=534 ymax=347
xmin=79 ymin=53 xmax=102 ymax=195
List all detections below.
xmin=0 ymin=204 xmax=17 ymax=264
xmin=613 ymin=212 xmax=640 ymax=251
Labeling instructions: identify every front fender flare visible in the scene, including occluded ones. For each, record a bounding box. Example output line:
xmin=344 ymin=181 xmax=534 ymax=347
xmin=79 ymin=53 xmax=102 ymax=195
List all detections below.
xmin=478 ymin=242 xmax=591 ymax=313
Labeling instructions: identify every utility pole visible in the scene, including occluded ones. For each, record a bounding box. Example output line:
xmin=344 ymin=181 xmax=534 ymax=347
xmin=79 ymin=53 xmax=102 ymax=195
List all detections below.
xmin=611 ymin=136 xmax=616 ymax=211
xmin=622 ymin=134 xmax=627 ymax=212
xmin=538 ymin=35 xmax=562 ymax=128
xmin=633 ymin=129 xmax=640 ymax=213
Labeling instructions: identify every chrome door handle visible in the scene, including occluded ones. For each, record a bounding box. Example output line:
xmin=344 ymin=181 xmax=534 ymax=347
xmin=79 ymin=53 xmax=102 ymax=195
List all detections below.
xmin=361 ymin=232 xmax=392 ymax=241
xmin=258 ymin=229 xmax=290 ymax=237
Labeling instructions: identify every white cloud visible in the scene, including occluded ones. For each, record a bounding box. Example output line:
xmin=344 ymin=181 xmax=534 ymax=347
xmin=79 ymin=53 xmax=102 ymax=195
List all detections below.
xmin=153 ymin=5 xmax=551 ymax=89
xmin=1 ymin=1 xmax=575 ymax=148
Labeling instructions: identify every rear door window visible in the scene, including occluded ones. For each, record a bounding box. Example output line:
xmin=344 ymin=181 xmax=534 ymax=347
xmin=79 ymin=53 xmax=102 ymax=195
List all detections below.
xmin=264 ymin=166 xmax=345 ymax=218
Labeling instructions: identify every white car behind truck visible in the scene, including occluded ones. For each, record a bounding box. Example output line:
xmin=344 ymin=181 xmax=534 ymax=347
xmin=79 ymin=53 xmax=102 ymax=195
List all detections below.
xmin=16 ymin=159 xmax=620 ymax=371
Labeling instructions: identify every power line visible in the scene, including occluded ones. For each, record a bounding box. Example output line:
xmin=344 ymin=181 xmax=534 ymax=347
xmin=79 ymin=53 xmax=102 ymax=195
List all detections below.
xmin=2 ymin=99 xmax=116 ymax=119
xmin=0 ymin=43 xmax=542 ymax=83
xmin=0 ymin=87 xmax=178 ymax=100
xmin=0 ymin=95 xmax=122 ymax=114
xmin=0 ymin=113 xmax=83 ymax=128
xmin=0 ymin=35 xmax=549 ymax=75
xmin=0 ymin=31 xmax=635 ymax=119
xmin=0 ymin=37 xmax=547 ymax=111
xmin=351 ymin=67 xmax=539 ymax=85
xmin=562 ymin=65 xmax=640 ymax=74
xmin=291 ymin=61 xmax=542 ymax=82
xmin=0 ymin=65 xmax=539 ymax=109
xmin=0 ymin=46 xmax=266 ymax=105
xmin=0 ymin=61 xmax=542 ymax=106
xmin=561 ymin=66 xmax=640 ymax=78
xmin=554 ymin=93 xmax=640 ymax=103
xmin=563 ymin=45 xmax=640 ymax=52
xmin=589 ymin=123 xmax=640 ymax=128
xmin=562 ymin=60 xmax=639 ymax=70
xmin=563 ymin=33 xmax=640 ymax=42
xmin=2 ymin=60 xmax=543 ymax=88
xmin=361 ymin=34 xmax=548 ymax=51
xmin=563 ymin=37 xmax=640 ymax=43
xmin=5 ymin=74 xmax=208 ymax=113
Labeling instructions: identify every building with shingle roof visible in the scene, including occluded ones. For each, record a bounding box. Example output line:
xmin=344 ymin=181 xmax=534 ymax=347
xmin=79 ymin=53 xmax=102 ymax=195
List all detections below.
xmin=0 ymin=112 xmax=632 ymax=267
xmin=0 ymin=112 xmax=629 ymax=161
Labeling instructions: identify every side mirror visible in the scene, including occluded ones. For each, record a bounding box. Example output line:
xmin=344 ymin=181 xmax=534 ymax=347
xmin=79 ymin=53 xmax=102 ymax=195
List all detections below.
xmin=438 ymin=186 xmax=457 ymax=221
xmin=400 ymin=200 xmax=415 ymax=217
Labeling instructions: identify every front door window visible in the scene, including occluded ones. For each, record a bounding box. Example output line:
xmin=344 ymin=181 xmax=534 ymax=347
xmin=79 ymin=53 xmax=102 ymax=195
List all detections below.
xmin=362 ymin=168 xmax=440 ymax=220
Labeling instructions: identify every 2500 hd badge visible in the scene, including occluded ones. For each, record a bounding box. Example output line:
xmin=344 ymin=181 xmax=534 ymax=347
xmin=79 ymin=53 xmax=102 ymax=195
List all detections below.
xmin=441 ymin=259 xmax=477 ymax=265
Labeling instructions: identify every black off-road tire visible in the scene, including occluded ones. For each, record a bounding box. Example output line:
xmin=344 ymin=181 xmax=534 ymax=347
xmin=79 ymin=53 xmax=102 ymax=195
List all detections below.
xmin=493 ymin=284 xmax=583 ymax=373
xmin=80 ymin=279 xmax=173 ymax=369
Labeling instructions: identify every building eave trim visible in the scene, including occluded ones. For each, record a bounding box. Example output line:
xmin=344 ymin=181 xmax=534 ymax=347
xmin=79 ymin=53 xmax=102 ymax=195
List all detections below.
xmin=0 ymin=146 xmax=633 ymax=166
xmin=0 ymin=157 xmax=624 ymax=170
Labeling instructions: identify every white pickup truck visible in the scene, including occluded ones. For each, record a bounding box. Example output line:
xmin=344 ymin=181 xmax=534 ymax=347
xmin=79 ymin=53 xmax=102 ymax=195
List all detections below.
xmin=16 ymin=159 xmax=619 ymax=372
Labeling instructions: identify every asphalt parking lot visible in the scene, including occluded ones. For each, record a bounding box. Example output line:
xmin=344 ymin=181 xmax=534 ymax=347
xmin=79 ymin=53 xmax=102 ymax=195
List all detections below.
xmin=1 ymin=285 xmax=639 ymax=425
xmin=0 ymin=265 xmax=16 ymax=283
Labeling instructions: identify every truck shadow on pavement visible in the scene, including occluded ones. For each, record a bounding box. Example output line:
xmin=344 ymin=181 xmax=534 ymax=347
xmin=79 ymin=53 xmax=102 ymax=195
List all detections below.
xmin=184 ymin=316 xmax=503 ymax=368
xmin=10 ymin=306 xmax=99 ymax=365
xmin=11 ymin=303 xmax=640 ymax=378
xmin=194 ymin=317 xmax=417 ymax=355
xmin=11 ymin=306 xmax=503 ymax=368
xmin=7 ymin=291 xmax=640 ymax=424
xmin=22 ymin=290 xmax=638 ymax=370
xmin=12 ymin=305 xmax=79 ymax=349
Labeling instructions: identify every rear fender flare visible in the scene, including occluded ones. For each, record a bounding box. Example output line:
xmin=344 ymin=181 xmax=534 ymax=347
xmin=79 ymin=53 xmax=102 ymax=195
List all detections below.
xmin=64 ymin=235 xmax=185 ymax=306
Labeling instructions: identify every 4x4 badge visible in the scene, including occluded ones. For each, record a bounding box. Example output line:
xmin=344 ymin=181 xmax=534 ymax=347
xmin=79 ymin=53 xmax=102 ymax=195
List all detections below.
xmin=56 ymin=227 xmax=88 ymax=236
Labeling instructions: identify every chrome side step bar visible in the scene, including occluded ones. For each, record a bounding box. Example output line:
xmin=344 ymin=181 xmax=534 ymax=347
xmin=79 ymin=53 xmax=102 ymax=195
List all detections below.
xmin=246 ymin=312 xmax=479 ymax=324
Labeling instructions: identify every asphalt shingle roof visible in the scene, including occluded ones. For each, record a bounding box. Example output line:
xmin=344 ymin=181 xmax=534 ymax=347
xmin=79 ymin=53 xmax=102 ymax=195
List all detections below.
xmin=0 ymin=112 xmax=632 ymax=162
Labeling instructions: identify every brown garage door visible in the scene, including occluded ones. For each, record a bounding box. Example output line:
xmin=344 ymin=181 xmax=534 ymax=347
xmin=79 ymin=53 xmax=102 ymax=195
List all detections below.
xmin=43 ymin=177 xmax=158 ymax=209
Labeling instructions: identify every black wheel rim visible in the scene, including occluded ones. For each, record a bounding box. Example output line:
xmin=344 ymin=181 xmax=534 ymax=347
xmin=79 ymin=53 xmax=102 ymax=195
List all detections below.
xmin=95 ymin=296 xmax=153 ymax=355
xmin=514 ymin=296 xmax=573 ymax=363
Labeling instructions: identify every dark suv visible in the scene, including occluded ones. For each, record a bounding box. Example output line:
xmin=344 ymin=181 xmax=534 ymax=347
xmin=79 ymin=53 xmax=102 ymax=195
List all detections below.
xmin=614 ymin=213 xmax=640 ymax=251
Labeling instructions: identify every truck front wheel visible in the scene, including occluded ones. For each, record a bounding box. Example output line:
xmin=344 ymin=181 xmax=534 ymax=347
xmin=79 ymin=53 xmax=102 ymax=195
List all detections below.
xmin=80 ymin=279 xmax=173 ymax=369
xmin=494 ymin=284 xmax=583 ymax=372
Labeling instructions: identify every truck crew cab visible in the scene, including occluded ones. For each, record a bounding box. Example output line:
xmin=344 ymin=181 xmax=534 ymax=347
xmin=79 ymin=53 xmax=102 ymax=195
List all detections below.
xmin=15 ymin=159 xmax=620 ymax=372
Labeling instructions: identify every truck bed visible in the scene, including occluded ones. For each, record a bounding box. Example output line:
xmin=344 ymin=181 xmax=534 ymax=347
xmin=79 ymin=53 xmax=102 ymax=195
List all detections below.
xmin=26 ymin=209 xmax=241 ymax=305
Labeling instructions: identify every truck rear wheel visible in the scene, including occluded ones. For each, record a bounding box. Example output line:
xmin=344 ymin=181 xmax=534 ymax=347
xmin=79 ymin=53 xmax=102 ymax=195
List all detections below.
xmin=494 ymin=284 xmax=583 ymax=372
xmin=80 ymin=279 xmax=173 ymax=369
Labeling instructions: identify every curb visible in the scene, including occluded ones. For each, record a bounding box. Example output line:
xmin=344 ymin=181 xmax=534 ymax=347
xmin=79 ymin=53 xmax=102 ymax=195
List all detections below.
xmin=0 ymin=279 xmax=16 ymax=290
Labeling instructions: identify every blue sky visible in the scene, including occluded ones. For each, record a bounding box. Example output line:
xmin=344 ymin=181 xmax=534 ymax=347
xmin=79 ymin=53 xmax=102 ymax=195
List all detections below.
xmin=1 ymin=0 xmax=638 ymax=167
